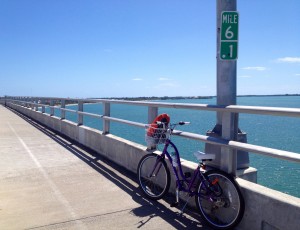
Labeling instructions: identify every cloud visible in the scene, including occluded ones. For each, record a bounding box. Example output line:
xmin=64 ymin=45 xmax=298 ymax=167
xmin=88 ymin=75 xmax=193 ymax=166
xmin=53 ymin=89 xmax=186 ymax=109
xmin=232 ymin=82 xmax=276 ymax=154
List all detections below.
xmin=242 ymin=66 xmax=266 ymax=71
xmin=158 ymin=77 xmax=170 ymax=81
xmin=295 ymin=74 xmax=300 ymax=76
xmin=276 ymin=57 xmax=300 ymax=63
xmin=132 ymin=78 xmax=143 ymax=81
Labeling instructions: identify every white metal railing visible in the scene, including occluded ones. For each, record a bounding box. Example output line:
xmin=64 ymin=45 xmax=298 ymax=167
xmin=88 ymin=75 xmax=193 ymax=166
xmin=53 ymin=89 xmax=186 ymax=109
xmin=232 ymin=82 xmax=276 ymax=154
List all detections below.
xmin=2 ymin=96 xmax=300 ymax=166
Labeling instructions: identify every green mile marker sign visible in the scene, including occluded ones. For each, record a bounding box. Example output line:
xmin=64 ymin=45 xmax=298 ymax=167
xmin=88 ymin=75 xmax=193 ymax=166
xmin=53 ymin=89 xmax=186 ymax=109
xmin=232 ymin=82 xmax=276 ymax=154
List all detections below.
xmin=220 ymin=11 xmax=239 ymax=60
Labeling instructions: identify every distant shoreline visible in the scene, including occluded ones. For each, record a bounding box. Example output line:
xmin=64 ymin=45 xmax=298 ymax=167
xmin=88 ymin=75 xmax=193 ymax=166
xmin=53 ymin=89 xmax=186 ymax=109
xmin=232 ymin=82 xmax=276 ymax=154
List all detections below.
xmin=237 ymin=94 xmax=300 ymax=97
xmin=2 ymin=94 xmax=299 ymax=103
xmin=99 ymin=94 xmax=300 ymax=101
xmin=102 ymin=96 xmax=214 ymax=101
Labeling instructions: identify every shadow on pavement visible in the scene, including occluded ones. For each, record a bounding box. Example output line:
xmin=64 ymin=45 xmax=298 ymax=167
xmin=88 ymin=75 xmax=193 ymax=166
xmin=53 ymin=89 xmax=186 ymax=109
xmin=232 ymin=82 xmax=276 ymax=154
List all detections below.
xmin=8 ymin=107 xmax=212 ymax=229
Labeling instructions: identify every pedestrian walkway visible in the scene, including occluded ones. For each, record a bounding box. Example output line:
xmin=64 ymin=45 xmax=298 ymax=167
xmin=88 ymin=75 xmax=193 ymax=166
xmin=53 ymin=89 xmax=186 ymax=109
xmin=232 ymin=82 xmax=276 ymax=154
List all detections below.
xmin=0 ymin=105 xmax=208 ymax=230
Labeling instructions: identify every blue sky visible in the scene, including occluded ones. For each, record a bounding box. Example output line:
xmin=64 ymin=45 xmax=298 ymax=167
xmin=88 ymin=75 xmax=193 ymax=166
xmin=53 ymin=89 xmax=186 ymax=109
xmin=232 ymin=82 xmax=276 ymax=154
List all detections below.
xmin=1 ymin=0 xmax=299 ymax=98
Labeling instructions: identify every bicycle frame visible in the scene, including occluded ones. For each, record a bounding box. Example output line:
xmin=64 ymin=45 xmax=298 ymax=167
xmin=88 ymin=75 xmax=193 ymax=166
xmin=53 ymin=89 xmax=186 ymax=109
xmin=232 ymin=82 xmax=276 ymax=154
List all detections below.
xmin=158 ymin=139 xmax=206 ymax=197
xmin=147 ymin=122 xmax=218 ymax=199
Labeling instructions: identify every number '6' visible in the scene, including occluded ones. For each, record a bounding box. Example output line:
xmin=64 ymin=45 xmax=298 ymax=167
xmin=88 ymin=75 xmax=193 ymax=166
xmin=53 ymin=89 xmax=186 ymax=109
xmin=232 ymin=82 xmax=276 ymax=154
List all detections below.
xmin=225 ymin=26 xmax=234 ymax=39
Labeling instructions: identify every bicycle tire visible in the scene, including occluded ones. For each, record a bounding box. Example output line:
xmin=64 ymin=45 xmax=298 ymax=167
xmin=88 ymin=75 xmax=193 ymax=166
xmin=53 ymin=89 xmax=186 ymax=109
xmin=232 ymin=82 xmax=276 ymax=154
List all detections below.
xmin=195 ymin=170 xmax=245 ymax=230
xmin=137 ymin=153 xmax=170 ymax=200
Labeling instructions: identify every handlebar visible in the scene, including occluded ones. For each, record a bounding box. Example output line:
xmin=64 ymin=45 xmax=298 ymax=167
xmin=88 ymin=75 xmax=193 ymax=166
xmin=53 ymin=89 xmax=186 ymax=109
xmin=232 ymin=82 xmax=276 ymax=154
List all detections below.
xmin=145 ymin=121 xmax=190 ymax=139
xmin=178 ymin=121 xmax=190 ymax=125
xmin=155 ymin=121 xmax=190 ymax=127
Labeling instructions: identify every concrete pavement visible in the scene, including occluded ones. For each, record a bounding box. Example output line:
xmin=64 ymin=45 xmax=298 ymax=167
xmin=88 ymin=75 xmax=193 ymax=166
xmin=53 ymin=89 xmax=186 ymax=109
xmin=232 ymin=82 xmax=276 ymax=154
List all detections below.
xmin=0 ymin=105 xmax=208 ymax=230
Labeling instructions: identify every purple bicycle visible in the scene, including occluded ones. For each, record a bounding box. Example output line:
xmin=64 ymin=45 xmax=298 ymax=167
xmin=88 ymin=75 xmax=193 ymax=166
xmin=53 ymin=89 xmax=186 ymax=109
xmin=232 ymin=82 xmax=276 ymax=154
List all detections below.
xmin=137 ymin=121 xmax=245 ymax=230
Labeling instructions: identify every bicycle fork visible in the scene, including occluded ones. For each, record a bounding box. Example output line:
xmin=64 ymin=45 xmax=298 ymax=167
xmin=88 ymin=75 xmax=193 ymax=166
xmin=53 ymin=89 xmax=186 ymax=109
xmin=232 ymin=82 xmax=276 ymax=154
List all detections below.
xmin=148 ymin=157 xmax=164 ymax=177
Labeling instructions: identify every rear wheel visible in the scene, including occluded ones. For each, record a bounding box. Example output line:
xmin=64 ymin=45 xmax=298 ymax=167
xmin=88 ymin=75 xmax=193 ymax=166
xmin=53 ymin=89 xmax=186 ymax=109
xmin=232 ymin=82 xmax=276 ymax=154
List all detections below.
xmin=137 ymin=153 xmax=170 ymax=200
xmin=195 ymin=170 xmax=245 ymax=230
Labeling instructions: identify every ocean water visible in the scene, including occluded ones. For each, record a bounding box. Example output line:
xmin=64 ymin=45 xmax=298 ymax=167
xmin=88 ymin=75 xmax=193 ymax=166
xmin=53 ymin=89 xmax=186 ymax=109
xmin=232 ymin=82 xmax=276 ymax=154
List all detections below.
xmin=59 ymin=96 xmax=300 ymax=197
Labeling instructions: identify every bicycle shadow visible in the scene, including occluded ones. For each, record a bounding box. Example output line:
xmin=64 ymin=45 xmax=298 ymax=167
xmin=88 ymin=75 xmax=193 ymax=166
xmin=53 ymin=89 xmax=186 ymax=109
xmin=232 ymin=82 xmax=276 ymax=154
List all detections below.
xmin=129 ymin=199 xmax=205 ymax=229
xmin=8 ymin=107 xmax=212 ymax=229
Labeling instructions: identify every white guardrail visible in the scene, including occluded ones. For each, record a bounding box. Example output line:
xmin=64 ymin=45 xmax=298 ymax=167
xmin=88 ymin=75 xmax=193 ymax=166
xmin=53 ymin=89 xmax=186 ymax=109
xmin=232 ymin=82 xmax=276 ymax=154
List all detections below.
xmin=2 ymin=96 xmax=300 ymax=164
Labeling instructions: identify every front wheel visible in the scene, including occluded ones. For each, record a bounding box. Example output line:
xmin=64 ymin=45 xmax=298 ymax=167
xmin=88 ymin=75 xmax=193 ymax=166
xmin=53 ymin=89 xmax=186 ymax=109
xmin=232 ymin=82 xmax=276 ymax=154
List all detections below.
xmin=137 ymin=153 xmax=170 ymax=200
xmin=195 ymin=170 xmax=245 ymax=230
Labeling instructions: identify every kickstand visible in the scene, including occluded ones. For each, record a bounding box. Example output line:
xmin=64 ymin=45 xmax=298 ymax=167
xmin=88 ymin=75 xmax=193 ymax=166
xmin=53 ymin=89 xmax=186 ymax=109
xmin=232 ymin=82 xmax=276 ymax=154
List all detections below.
xmin=171 ymin=185 xmax=192 ymax=215
xmin=179 ymin=196 xmax=192 ymax=215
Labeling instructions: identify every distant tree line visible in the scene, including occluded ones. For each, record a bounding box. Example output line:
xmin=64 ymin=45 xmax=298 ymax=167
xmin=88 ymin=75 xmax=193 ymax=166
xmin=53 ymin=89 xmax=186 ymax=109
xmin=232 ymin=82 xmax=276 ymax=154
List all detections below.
xmin=101 ymin=96 xmax=214 ymax=101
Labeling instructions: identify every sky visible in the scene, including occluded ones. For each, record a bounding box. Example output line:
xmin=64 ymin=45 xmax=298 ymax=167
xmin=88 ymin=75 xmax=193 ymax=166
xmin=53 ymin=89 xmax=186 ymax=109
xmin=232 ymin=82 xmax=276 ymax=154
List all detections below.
xmin=1 ymin=0 xmax=299 ymax=98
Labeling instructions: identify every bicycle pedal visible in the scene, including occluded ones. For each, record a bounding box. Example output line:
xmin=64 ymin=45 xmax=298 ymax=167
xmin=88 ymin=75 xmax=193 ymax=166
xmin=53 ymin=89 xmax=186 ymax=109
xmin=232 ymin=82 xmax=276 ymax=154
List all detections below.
xmin=170 ymin=202 xmax=179 ymax=208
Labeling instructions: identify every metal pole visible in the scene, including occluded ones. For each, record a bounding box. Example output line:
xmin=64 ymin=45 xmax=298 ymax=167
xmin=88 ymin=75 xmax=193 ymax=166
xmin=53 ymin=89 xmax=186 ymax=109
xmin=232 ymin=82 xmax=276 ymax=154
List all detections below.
xmin=206 ymin=0 xmax=251 ymax=174
xmin=217 ymin=0 xmax=237 ymax=116
xmin=217 ymin=0 xmax=237 ymax=174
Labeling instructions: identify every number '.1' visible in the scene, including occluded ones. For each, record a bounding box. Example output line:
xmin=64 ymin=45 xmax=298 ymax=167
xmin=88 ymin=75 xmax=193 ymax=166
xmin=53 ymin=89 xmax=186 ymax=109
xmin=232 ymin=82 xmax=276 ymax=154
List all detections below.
xmin=229 ymin=45 xmax=233 ymax=58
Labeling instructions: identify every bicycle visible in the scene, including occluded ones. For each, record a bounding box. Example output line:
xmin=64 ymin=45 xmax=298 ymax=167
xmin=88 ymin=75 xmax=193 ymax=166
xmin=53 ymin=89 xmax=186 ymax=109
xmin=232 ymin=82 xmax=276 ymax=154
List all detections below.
xmin=137 ymin=120 xmax=245 ymax=230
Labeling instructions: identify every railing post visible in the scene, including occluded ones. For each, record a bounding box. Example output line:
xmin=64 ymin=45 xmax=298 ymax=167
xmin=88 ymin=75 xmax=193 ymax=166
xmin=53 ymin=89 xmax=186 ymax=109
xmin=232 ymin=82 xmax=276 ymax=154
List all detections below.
xmin=220 ymin=112 xmax=238 ymax=174
xmin=50 ymin=100 xmax=54 ymax=116
xmin=78 ymin=101 xmax=83 ymax=125
xmin=34 ymin=98 xmax=39 ymax=111
xmin=31 ymin=98 xmax=35 ymax=110
xmin=147 ymin=106 xmax=158 ymax=150
xmin=61 ymin=99 xmax=66 ymax=119
xmin=4 ymin=96 xmax=6 ymax=107
xmin=103 ymin=102 xmax=110 ymax=134
xmin=148 ymin=106 xmax=158 ymax=124
xmin=41 ymin=99 xmax=45 ymax=113
xmin=25 ymin=97 xmax=30 ymax=109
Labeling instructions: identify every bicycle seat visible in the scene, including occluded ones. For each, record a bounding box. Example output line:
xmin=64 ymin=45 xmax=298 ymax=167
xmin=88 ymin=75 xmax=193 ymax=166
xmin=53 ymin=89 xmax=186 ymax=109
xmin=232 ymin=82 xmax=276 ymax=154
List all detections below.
xmin=194 ymin=151 xmax=215 ymax=161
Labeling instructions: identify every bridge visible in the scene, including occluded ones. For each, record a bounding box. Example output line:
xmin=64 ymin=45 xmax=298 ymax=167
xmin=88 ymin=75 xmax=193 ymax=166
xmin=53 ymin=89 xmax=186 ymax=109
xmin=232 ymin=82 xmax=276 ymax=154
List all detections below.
xmin=1 ymin=97 xmax=300 ymax=229
xmin=0 ymin=104 xmax=205 ymax=229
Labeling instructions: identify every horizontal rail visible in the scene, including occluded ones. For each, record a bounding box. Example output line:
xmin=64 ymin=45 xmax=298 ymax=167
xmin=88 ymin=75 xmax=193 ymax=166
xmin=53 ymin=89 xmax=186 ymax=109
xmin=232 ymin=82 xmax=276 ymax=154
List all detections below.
xmin=102 ymin=116 xmax=146 ymax=128
xmin=113 ymin=100 xmax=300 ymax=118
xmin=77 ymin=111 xmax=103 ymax=119
xmin=61 ymin=108 xmax=77 ymax=114
xmin=4 ymin=97 xmax=300 ymax=118
xmin=173 ymin=131 xmax=300 ymax=163
xmin=2 ymin=97 xmax=300 ymax=164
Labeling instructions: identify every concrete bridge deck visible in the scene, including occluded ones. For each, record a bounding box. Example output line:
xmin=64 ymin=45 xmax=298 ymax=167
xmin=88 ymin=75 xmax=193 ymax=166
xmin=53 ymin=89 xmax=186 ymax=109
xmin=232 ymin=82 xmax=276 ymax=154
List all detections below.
xmin=0 ymin=105 xmax=208 ymax=230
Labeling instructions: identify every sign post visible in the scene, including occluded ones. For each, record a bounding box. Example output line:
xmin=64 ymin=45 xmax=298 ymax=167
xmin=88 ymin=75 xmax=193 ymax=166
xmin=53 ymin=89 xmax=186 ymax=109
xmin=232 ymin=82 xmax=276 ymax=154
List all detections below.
xmin=205 ymin=1 xmax=251 ymax=177
xmin=220 ymin=11 xmax=239 ymax=60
